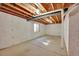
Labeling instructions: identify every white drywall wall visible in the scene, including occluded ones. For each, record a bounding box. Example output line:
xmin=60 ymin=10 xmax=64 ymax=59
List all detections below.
xmin=69 ymin=6 xmax=79 ymax=55
xmin=45 ymin=24 xmax=62 ymax=36
xmin=0 ymin=12 xmax=45 ymax=49
xmin=63 ymin=5 xmax=79 ymax=55
xmin=63 ymin=14 xmax=69 ymax=53
xmin=0 ymin=12 xmax=62 ymax=49
xmin=26 ymin=21 xmax=46 ymax=40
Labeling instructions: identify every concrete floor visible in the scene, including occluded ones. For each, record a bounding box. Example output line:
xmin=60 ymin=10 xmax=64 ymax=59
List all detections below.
xmin=0 ymin=35 xmax=67 ymax=56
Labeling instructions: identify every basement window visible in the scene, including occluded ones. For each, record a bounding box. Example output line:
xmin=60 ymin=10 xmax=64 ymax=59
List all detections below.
xmin=34 ymin=23 xmax=40 ymax=32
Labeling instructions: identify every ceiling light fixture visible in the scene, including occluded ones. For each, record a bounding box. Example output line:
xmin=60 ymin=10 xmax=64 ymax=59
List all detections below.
xmin=35 ymin=9 xmax=41 ymax=15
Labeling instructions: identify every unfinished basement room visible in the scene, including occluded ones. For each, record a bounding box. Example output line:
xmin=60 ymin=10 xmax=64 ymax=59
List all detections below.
xmin=0 ymin=3 xmax=79 ymax=56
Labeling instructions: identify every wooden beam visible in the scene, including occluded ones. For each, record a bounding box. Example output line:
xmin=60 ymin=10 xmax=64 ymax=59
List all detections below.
xmin=39 ymin=19 xmax=48 ymax=24
xmin=1 ymin=4 xmax=31 ymax=19
xmin=34 ymin=3 xmax=56 ymax=23
xmin=41 ymin=3 xmax=57 ymax=23
xmin=7 ymin=3 xmax=32 ymax=16
xmin=0 ymin=3 xmax=49 ymax=24
xmin=34 ymin=3 xmax=47 ymax=12
xmin=22 ymin=3 xmax=49 ymax=24
xmin=0 ymin=7 xmax=47 ymax=25
xmin=27 ymin=3 xmax=53 ymax=24
xmin=15 ymin=3 xmax=35 ymax=15
xmin=64 ymin=3 xmax=74 ymax=9
xmin=41 ymin=18 xmax=49 ymax=24
xmin=2 ymin=3 xmax=32 ymax=18
xmin=21 ymin=3 xmax=36 ymax=14
xmin=42 ymin=19 xmax=48 ymax=23
xmin=27 ymin=9 xmax=61 ymax=23
xmin=0 ymin=8 xmax=27 ymax=19
xmin=51 ymin=3 xmax=60 ymax=23
xmin=28 ymin=3 xmax=50 ymax=24
xmin=21 ymin=3 xmax=50 ymax=24
xmin=34 ymin=19 xmax=48 ymax=25
xmin=61 ymin=3 xmax=65 ymax=8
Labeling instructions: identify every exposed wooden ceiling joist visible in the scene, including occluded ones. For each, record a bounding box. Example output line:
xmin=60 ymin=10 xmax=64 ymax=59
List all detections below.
xmin=21 ymin=3 xmax=36 ymax=14
xmin=21 ymin=3 xmax=49 ymax=24
xmin=41 ymin=19 xmax=49 ymax=24
xmin=1 ymin=4 xmax=31 ymax=19
xmin=0 ymin=8 xmax=27 ymax=19
xmin=34 ymin=19 xmax=48 ymax=25
xmin=64 ymin=3 xmax=74 ymax=9
xmin=51 ymin=3 xmax=60 ymax=23
xmin=0 ymin=3 xmax=74 ymax=25
xmin=27 ymin=9 xmax=61 ymax=21
xmin=41 ymin=3 xmax=59 ymax=23
xmin=34 ymin=3 xmax=56 ymax=24
xmin=2 ymin=3 xmax=32 ymax=18
xmin=15 ymin=3 xmax=35 ymax=15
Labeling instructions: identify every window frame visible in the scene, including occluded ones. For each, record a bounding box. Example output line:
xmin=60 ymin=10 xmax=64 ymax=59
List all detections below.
xmin=34 ymin=23 xmax=40 ymax=32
